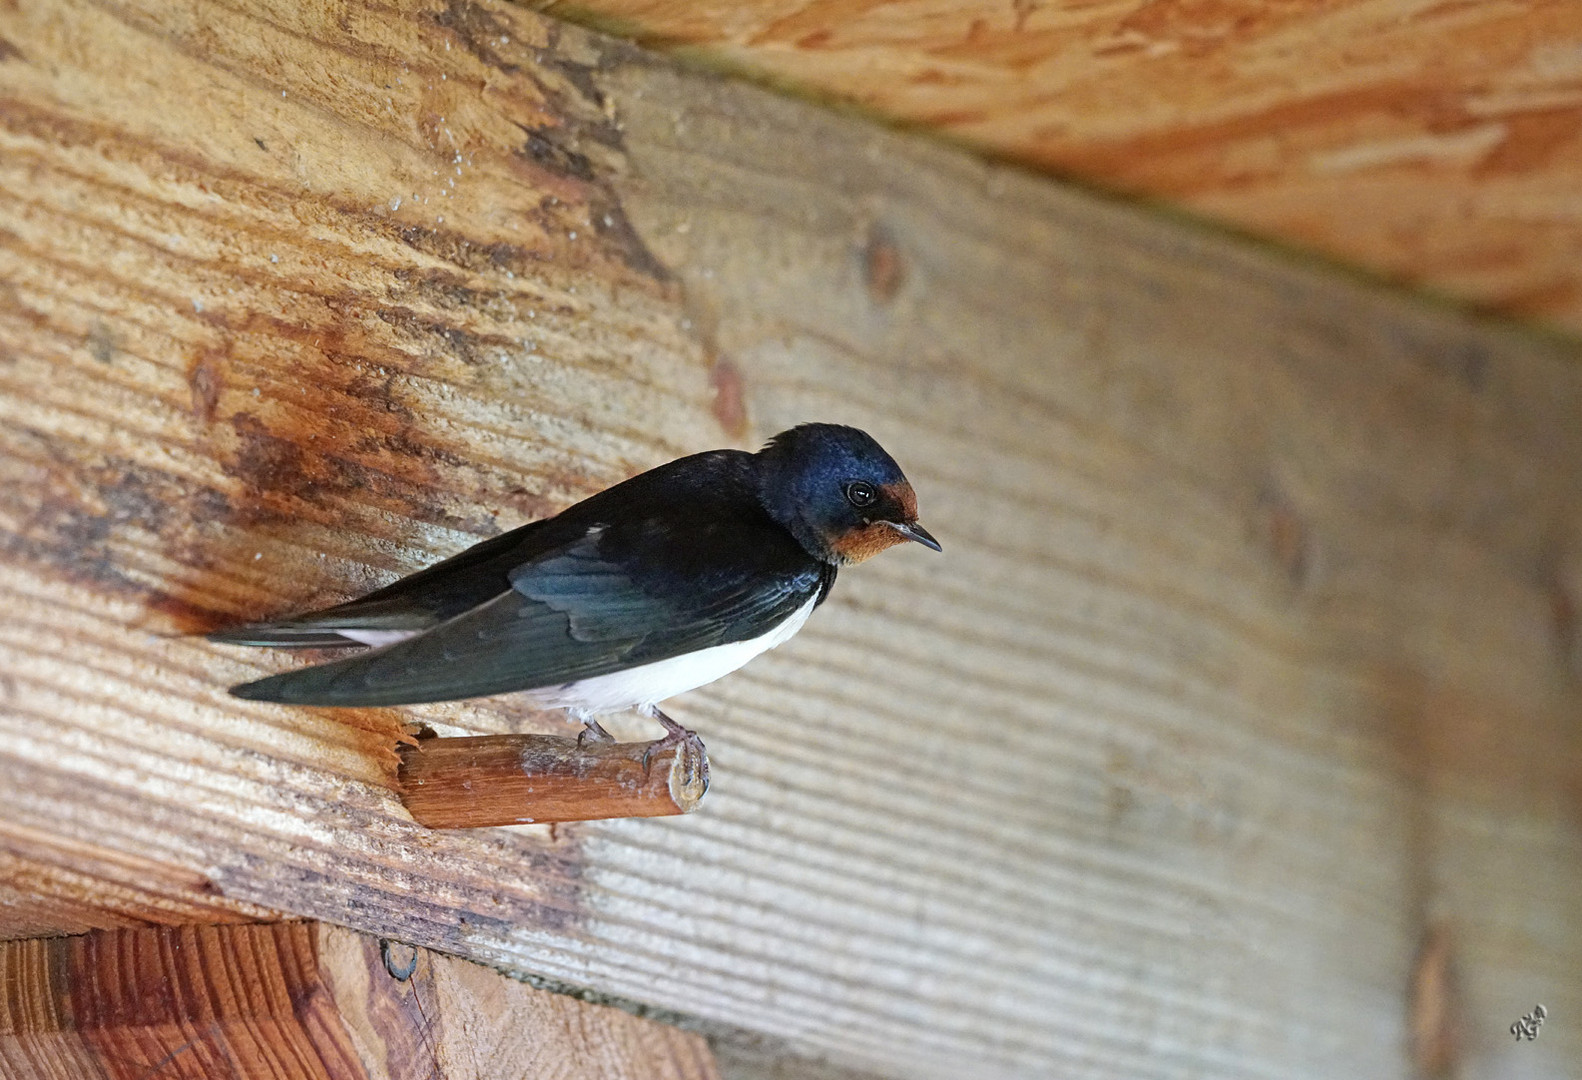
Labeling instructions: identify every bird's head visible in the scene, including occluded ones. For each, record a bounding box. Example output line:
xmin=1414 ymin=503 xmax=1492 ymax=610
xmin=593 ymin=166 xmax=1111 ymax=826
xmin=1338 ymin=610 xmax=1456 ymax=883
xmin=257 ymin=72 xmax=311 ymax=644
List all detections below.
xmin=757 ymin=423 xmax=941 ymax=565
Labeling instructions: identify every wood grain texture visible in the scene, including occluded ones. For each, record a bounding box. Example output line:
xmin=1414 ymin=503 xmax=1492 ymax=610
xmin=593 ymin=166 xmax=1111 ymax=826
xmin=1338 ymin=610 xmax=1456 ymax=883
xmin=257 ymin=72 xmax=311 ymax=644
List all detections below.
xmin=0 ymin=923 xmax=368 ymax=1080
xmin=546 ymin=0 xmax=1582 ymax=334
xmin=0 ymin=1 xmax=1580 ymax=1079
xmin=0 ymin=821 xmax=279 ymax=938
xmin=398 ymin=732 xmax=709 ymax=826
xmin=0 ymin=922 xmax=718 ymax=1079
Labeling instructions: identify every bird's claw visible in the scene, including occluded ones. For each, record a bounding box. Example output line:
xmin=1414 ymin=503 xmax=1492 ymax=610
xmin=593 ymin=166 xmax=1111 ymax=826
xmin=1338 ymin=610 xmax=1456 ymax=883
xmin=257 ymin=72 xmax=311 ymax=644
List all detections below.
xmin=576 ymin=716 xmax=615 ymax=747
xmin=639 ymin=706 xmax=696 ymax=776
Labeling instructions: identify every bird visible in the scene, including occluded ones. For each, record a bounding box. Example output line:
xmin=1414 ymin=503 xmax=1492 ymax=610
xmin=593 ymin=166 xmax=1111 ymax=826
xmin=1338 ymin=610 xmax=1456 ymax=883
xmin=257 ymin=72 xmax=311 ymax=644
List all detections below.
xmin=209 ymin=423 xmax=940 ymax=749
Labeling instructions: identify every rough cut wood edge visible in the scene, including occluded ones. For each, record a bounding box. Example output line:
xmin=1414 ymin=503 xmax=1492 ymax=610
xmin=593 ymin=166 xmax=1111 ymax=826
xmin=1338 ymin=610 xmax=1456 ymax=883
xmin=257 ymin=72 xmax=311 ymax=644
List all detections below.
xmin=0 ymin=921 xmax=719 ymax=1079
xmin=398 ymin=732 xmax=709 ymax=826
xmin=0 ymin=1 xmax=1579 ymax=1079
xmin=544 ymin=0 xmax=1582 ymax=335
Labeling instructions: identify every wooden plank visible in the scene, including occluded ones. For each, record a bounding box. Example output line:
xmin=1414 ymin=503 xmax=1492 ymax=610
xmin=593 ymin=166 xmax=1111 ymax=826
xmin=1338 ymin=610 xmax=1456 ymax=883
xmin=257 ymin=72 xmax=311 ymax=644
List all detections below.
xmin=549 ymin=0 xmax=1582 ymax=334
xmin=0 ymin=1 xmax=1579 ymax=1078
xmin=0 ymin=922 xmax=718 ymax=1078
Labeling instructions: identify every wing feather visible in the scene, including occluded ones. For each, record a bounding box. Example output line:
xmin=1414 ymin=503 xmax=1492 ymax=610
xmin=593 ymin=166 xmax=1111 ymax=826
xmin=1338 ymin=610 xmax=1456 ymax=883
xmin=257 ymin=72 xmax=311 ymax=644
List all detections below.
xmin=206 ymin=521 xmax=551 ymax=648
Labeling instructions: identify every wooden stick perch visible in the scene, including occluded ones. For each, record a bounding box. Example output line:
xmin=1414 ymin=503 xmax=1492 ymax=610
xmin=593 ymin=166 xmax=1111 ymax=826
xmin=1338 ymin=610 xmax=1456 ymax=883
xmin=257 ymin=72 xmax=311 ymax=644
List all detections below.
xmin=397 ymin=733 xmax=709 ymax=827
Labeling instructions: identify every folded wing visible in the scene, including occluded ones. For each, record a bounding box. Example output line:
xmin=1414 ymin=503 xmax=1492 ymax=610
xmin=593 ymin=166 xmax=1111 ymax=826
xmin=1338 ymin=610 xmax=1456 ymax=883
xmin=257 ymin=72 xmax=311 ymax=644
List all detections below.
xmin=227 ymin=520 xmax=825 ymax=706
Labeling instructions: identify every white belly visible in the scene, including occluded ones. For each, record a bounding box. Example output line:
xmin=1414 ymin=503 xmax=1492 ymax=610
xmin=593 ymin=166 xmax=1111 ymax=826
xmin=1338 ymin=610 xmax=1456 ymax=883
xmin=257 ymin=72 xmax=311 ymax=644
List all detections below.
xmin=338 ymin=629 xmax=420 ymax=647
xmin=525 ymin=594 xmax=818 ymax=714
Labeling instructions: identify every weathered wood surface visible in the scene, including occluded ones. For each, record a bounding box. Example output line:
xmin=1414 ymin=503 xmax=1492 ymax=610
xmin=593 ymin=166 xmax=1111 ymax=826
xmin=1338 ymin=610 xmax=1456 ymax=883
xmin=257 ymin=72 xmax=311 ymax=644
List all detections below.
xmin=550 ymin=0 xmax=1582 ymax=334
xmin=398 ymin=732 xmax=710 ymax=826
xmin=1 ymin=1 xmax=1580 ymax=1078
xmin=0 ymin=921 xmax=719 ymax=1078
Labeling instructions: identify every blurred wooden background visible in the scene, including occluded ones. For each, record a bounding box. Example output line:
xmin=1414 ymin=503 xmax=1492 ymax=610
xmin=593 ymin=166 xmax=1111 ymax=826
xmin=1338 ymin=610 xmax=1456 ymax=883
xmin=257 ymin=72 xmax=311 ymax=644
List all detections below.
xmin=1 ymin=0 xmax=1579 ymax=1077
xmin=546 ymin=0 xmax=1582 ymax=334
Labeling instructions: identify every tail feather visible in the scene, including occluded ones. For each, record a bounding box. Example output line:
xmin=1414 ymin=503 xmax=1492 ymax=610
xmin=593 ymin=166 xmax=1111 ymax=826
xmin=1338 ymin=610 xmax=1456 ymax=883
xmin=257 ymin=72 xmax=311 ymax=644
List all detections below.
xmin=206 ymin=625 xmax=367 ymax=648
xmin=207 ymin=594 xmax=443 ymax=649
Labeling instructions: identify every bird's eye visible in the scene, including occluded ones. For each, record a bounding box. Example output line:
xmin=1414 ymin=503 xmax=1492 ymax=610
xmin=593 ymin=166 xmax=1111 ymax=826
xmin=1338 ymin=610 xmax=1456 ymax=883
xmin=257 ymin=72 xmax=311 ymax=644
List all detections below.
xmin=845 ymin=481 xmax=877 ymax=507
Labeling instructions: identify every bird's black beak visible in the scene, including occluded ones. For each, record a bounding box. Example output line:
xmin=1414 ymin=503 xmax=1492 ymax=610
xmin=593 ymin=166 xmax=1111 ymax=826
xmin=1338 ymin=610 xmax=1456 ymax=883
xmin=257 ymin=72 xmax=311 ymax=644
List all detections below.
xmin=890 ymin=520 xmax=942 ymax=552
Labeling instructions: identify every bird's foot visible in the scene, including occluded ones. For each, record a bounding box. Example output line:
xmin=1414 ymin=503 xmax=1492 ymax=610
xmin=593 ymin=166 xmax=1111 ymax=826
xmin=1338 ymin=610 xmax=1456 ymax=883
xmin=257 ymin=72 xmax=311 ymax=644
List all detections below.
xmin=574 ymin=712 xmax=616 ymax=747
xmin=638 ymin=704 xmax=697 ymax=774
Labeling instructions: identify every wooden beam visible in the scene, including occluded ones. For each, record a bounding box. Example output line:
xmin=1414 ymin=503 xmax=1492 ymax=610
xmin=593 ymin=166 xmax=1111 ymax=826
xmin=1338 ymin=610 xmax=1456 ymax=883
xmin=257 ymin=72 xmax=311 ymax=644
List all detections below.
xmin=0 ymin=1 xmax=1579 ymax=1078
xmin=547 ymin=0 xmax=1582 ymax=334
xmin=0 ymin=922 xmax=718 ymax=1079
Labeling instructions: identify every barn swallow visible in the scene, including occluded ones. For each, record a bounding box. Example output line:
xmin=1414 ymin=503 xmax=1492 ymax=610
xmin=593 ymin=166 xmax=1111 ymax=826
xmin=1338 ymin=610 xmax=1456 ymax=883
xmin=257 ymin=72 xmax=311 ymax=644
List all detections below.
xmin=211 ymin=424 xmax=940 ymax=748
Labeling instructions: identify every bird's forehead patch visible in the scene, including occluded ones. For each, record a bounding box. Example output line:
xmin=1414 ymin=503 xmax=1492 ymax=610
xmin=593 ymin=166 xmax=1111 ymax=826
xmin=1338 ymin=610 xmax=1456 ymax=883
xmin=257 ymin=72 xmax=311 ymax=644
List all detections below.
xmin=881 ymin=481 xmax=918 ymax=520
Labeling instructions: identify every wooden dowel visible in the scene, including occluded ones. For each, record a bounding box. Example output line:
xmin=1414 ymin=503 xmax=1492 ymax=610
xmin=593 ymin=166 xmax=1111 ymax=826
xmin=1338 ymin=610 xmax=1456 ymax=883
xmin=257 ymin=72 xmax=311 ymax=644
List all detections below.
xmin=397 ymin=733 xmax=709 ymax=827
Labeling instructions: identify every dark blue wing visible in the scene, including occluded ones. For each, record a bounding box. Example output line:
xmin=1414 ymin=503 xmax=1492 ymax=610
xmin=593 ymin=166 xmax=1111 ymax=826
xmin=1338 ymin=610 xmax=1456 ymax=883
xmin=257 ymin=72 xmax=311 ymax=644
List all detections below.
xmin=228 ymin=520 xmax=825 ymax=706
